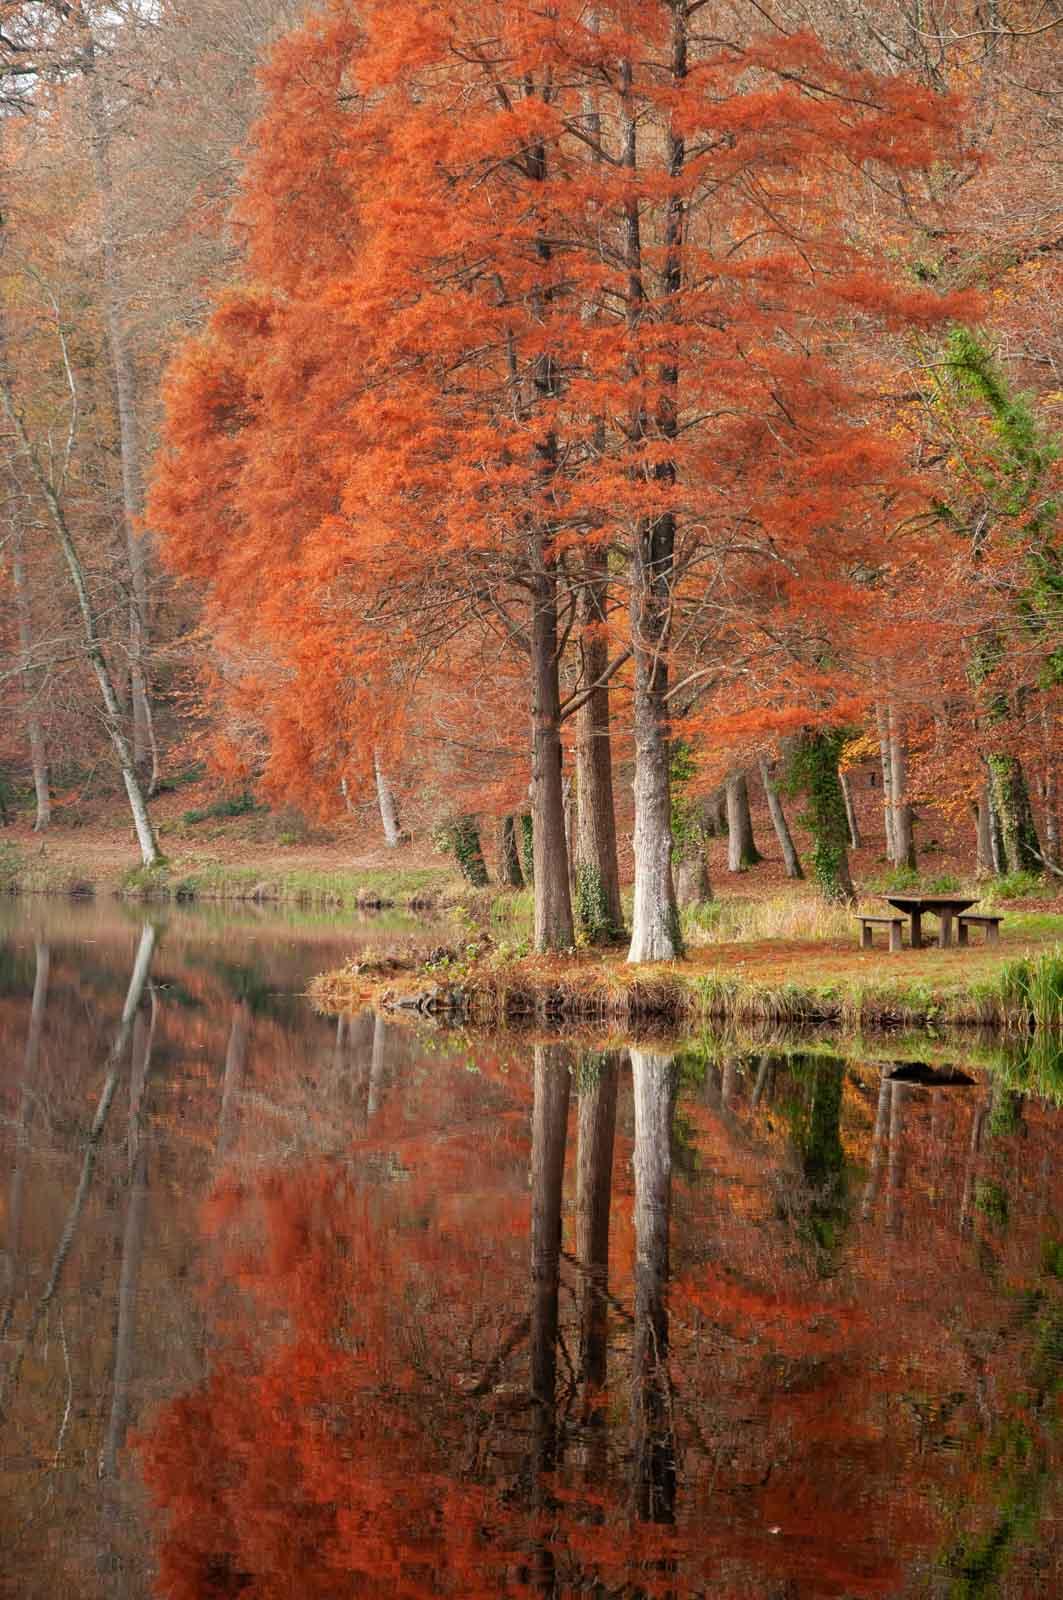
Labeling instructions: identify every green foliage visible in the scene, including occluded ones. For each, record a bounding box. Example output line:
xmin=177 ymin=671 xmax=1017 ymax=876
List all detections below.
xmin=153 ymin=762 xmax=206 ymax=795
xmin=575 ymin=862 xmax=621 ymax=944
xmin=787 ymin=731 xmax=854 ymax=903
xmin=984 ymin=869 xmax=1044 ymax=903
xmin=519 ymin=812 xmax=534 ymax=885
xmin=974 ymin=1179 xmax=1009 ymax=1228
xmin=669 ymin=739 xmax=702 ymax=859
xmin=183 ymin=790 xmax=268 ymax=825
xmin=995 ymin=947 xmax=1063 ymax=1029
xmin=436 ymin=815 xmax=489 ymax=887
xmin=0 ymin=841 xmax=23 ymax=890
xmin=121 ymin=859 xmax=172 ymax=895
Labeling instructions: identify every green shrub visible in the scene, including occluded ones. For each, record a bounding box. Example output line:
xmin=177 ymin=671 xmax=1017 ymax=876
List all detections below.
xmin=985 ymin=869 xmax=1045 ymax=903
xmin=182 ymin=790 xmax=268 ymax=825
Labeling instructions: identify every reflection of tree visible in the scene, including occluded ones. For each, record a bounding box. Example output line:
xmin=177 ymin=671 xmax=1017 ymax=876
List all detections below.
xmin=575 ymin=1051 xmax=619 ymax=1400
xmin=1 ymin=940 xmax=49 ymax=1339
xmin=630 ymin=1049 xmax=678 ymax=1527
xmin=0 ymin=922 xmax=157 ymax=1422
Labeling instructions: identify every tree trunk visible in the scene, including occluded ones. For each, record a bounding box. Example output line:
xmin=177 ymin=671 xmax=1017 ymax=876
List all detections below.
xmin=573 ymin=553 xmax=623 ymax=941
xmin=875 ymin=703 xmax=896 ymax=860
xmin=861 ymin=1075 xmax=893 ymax=1223
xmin=0 ymin=379 xmax=161 ymax=866
xmin=798 ymin=731 xmax=856 ymax=904
xmin=675 ymin=848 xmax=712 ymax=908
xmin=520 ymin=811 xmax=534 ymax=885
xmin=989 ymin=753 xmax=1042 ymax=875
xmin=449 ymin=816 xmax=489 ymax=886
xmin=77 ymin=6 xmax=155 ymax=784
xmin=758 ymin=754 xmax=802 ymax=878
xmin=530 ymin=1043 xmax=571 ymax=1479
xmin=373 ymin=750 xmax=403 ymax=848
xmin=624 ymin=48 xmax=682 ymax=966
xmin=576 ymin=1051 xmax=619 ymax=1396
xmin=1041 ymin=702 xmax=1060 ymax=870
xmin=630 ymin=1048 xmax=677 ymax=1525
xmin=497 ymin=815 xmax=525 ymax=888
xmin=839 ymin=769 xmax=862 ymax=849
xmin=888 ymin=705 xmax=916 ymax=870
xmin=368 ymin=1010 xmax=388 ymax=1118
xmin=725 ymin=772 xmax=761 ymax=873
xmin=10 ymin=522 xmax=50 ymax=831
xmin=974 ymin=783 xmax=995 ymax=878
xmin=530 ymin=545 xmax=574 ymax=951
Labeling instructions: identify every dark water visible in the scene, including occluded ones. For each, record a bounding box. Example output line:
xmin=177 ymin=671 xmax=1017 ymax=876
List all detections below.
xmin=2 ymin=901 xmax=1062 ymax=1599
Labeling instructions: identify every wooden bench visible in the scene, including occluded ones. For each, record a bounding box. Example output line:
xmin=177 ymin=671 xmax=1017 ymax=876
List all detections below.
xmin=957 ymin=913 xmax=1003 ymax=946
xmin=856 ymin=914 xmax=905 ymax=953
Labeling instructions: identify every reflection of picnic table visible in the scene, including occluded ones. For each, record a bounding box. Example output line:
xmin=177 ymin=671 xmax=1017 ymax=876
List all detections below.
xmin=882 ymin=894 xmax=979 ymax=950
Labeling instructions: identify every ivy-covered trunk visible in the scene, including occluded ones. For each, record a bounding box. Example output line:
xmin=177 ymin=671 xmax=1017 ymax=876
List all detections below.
xmin=791 ymin=731 xmax=856 ymax=904
xmin=446 ymin=816 xmax=489 ymax=886
xmin=573 ymin=552 xmax=624 ymax=941
xmin=989 ymin=753 xmax=1042 ymax=875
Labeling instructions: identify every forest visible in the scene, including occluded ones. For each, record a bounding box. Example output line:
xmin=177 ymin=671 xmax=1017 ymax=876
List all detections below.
xmin=0 ymin=1 xmax=1061 ymax=963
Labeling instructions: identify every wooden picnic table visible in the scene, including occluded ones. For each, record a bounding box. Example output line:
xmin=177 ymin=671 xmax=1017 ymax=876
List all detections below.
xmin=881 ymin=894 xmax=980 ymax=951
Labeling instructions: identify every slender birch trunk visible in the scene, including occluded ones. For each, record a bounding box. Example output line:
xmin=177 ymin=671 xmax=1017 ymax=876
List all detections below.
xmin=630 ymin=1048 xmax=677 ymax=1525
xmin=76 ymin=5 xmax=155 ymax=785
xmin=0 ymin=377 xmax=161 ymax=865
xmin=888 ymin=705 xmax=916 ymax=870
xmin=10 ymin=522 xmax=50 ymax=831
xmin=758 ymin=754 xmax=802 ymax=878
xmin=373 ymin=750 xmax=403 ymax=848
xmin=875 ymin=703 xmax=896 ymax=860
xmin=726 ymin=772 xmax=761 ymax=873
xmin=839 ymin=770 xmax=862 ymax=849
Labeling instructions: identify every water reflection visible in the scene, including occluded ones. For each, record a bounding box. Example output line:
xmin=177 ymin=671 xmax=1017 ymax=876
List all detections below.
xmin=0 ymin=902 xmax=1061 ymax=1597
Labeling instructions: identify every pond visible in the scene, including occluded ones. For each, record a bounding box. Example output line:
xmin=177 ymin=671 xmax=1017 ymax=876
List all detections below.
xmin=1 ymin=899 xmax=1061 ymax=1598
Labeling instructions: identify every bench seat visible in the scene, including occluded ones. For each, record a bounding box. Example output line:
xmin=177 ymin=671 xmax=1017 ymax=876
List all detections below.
xmin=957 ymin=913 xmax=1003 ymax=946
xmin=856 ymin=914 xmax=905 ymax=953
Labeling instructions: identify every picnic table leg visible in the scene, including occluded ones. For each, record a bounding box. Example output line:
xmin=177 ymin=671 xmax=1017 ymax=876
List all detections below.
xmin=861 ymin=921 xmax=873 ymax=950
xmin=958 ymin=920 xmax=969 ymax=947
xmin=889 ymin=921 xmax=902 ymax=953
xmin=910 ymin=910 xmax=922 ymax=950
xmin=940 ymin=911 xmax=954 ymax=949
xmin=987 ymin=920 xmax=1000 ymax=943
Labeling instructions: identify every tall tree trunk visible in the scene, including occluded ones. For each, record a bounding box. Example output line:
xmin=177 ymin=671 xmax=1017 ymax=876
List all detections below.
xmin=497 ymin=815 xmax=525 ymax=888
xmin=530 ymin=1044 xmax=571 ymax=1480
xmin=576 ymin=1051 xmax=619 ymax=1395
xmin=10 ymin=522 xmax=50 ymax=831
xmin=574 ymin=554 xmax=623 ymax=940
xmin=373 ymin=750 xmax=403 ymax=848
xmin=758 ymin=754 xmax=802 ymax=878
xmin=861 ymin=1074 xmax=893 ymax=1223
xmin=624 ymin=37 xmax=683 ymax=966
xmin=726 ymin=772 xmax=761 ymax=872
xmin=530 ymin=544 xmax=574 ymax=951
xmin=675 ymin=847 xmax=712 ymax=908
xmin=974 ymin=782 xmax=995 ymax=878
xmin=839 ymin=769 xmax=862 ymax=849
xmin=76 ymin=6 xmax=155 ymax=784
xmin=875 ymin=703 xmax=896 ymax=860
xmin=888 ymin=705 xmax=916 ymax=869
xmin=629 ymin=1048 xmax=677 ymax=1525
xmin=0 ymin=378 xmax=161 ymax=866
xmin=989 ymin=753 xmax=1042 ymax=874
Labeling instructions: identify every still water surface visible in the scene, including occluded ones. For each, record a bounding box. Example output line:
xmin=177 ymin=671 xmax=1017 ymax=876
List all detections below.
xmin=1 ymin=899 xmax=1061 ymax=1598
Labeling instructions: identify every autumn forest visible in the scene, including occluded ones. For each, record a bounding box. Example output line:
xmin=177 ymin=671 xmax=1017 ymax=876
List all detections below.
xmin=0 ymin=1 xmax=1059 ymax=961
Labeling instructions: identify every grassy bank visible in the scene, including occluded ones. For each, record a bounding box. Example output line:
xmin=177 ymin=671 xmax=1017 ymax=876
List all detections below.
xmin=0 ymin=837 xmax=462 ymax=912
xmin=312 ymin=916 xmax=1063 ymax=1034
